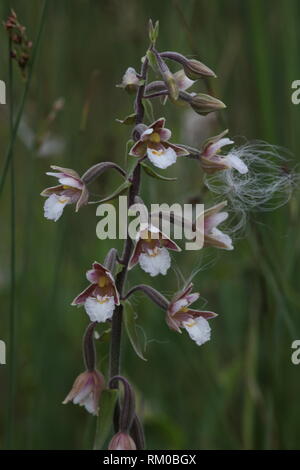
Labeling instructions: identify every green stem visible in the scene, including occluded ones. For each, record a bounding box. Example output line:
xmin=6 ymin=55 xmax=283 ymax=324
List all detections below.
xmin=6 ymin=35 xmax=16 ymax=450
xmin=0 ymin=0 xmax=48 ymax=198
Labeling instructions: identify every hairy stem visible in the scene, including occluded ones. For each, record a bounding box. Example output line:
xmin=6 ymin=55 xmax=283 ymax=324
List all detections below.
xmin=109 ymin=164 xmax=141 ymax=378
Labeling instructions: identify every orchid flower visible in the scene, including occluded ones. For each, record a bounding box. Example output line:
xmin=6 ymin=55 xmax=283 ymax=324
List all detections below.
xmin=129 ymin=118 xmax=189 ymax=169
xmin=166 ymin=283 xmax=217 ymax=346
xmin=41 ymin=165 xmax=89 ymax=221
xmin=62 ymin=369 xmax=105 ymax=416
xmin=200 ymin=130 xmax=248 ymax=174
xmin=129 ymin=224 xmax=181 ymax=277
xmin=72 ymin=262 xmax=120 ymax=323
xmin=195 ymin=201 xmax=233 ymax=250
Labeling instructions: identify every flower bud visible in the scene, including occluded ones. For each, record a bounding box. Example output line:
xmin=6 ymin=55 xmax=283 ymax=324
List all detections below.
xmin=117 ymin=67 xmax=141 ymax=94
xmin=183 ymin=58 xmax=216 ymax=80
xmin=108 ymin=432 xmax=136 ymax=451
xmin=180 ymin=92 xmax=226 ymax=115
xmin=160 ymin=51 xmax=216 ymax=79
xmin=148 ymin=19 xmax=159 ymax=44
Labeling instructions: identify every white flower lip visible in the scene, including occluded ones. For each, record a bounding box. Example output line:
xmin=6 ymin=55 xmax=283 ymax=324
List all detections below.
xmin=44 ymin=193 xmax=70 ymax=222
xmin=84 ymin=295 xmax=115 ymax=323
xmin=138 ymin=247 xmax=171 ymax=277
xmin=183 ymin=317 xmax=211 ymax=346
xmin=147 ymin=146 xmax=177 ymax=169
xmin=225 ymin=153 xmax=248 ymax=174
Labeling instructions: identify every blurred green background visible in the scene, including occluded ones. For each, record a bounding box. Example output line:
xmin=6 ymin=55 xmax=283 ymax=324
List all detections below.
xmin=0 ymin=0 xmax=300 ymax=450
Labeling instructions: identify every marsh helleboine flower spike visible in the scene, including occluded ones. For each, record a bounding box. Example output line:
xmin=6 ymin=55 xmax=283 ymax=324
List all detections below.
xmin=166 ymin=283 xmax=217 ymax=346
xmin=72 ymin=261 xmax=120 ymax=322
xmin=108 ymin=376 xmax=137 ymax=451
xmin=63 ymin=323 xmax=105 ymax=415
xmin=41 ymin=166 xmax=89 ymax=221
xmin=40 ymin=20 xmax=291 ymax=450
xmin=129 ymin=223 xmax=181 ymax=277
xmin=129 ymin=118 xmax=189 ymax=170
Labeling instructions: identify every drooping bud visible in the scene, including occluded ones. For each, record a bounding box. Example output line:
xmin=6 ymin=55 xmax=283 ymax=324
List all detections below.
xmin=109 ymin=376 xmax=135 ymax=433
xmin=160 ymin=51 xmax=216 ymax=79
xmin=180 ymin=91 xmax=226 ymax=115
xmin=63 ymin=369 xmax=105 ymax=416
xmin=108 ymin=432 xmax=137 ymax=451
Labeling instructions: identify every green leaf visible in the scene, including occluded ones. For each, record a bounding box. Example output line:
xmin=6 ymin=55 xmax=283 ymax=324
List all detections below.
xmin=116 ymin=113 xmax=137 ymax=125
xmin=123 ymin=300 xmax=147 ymax=361
xmin=125 ymin=139 xmax=134 ymax=169
xmin=93 ymin=389 xmax=119 ymax=450
xmin=89 ymin=180 xmax=131 ymax=204
xmin=142 ymin=98 xmax=155 ymax=123
xmin=141 ymin=162 xmax=177 ymax=181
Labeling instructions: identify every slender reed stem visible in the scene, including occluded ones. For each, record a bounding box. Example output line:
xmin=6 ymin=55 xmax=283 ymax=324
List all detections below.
xmin=0 ymin=0 xmax=48 ymax=198
xmin=6 ymin=36 xmax=16 ymax=450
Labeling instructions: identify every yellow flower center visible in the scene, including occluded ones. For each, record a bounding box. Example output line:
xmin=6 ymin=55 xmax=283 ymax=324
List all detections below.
xmin=185 ymin=319 xmax=196 ymax=327
xmin=180 ymin=307 xmax=189 ymax=313
xmin=149 ymin=132 xmax=161 ymax=143
xmin=58 ymin=197 xmax=69 ymax=204
xmin=63 ymin=185 xmax=72 ymax=189
xmin=96 ymin=296 xmax=109 ymax=304
xmin=98 ymin=276 xmax=108 ymax=288
xmin=151 ymin=149 xmax=164 ymax=157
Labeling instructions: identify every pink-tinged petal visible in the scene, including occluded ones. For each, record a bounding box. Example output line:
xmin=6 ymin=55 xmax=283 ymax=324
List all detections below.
xmin=200 ymin=155 xmax=229 ymax=173
xmin=71 ymin=284 xmax=96 ymax=305
xmin=129 ymin=140 xmax=147 ymax=157
xmin=170 ymin=298 xmax=189 ymax=314
xmin=161 ymin=236 xmax=181 ymax=252
xmin=58 ymin=176 xmax=83 ymax=190
xmin=204 ymin=229 xmax=233 ymax=251
xmin=185 ymin=293 xmax=200 ymax=306
xmin=204 ymin=138 xmax=234 ymax=157
xmin=46 ymin=171 xmax=66 ymax=179
xmin=92 ymin=262 xmax=107 ymax=273
xmin=188 ymin=309 xmax=218 ymax=319
xmin=224 ymin=154 xmax=248 ymax=174
xmin=175 ymin=283 xmax=194 ymax=301
xmin=141 ymin=128 xmax=154 ymax=141
xmin=76 ymin=185 xmax=89 ymax=211
xmin=50 ymin=165 xmax=80 ymax=179
xmin=159 ymin=127 xmax=172 ymax=142
xmin=86 ymin=269 xmax=100 ymax=284
xmin=128 ymin=241 xmax=143 ymax=269
xmin=205 ymin=211 xmax=228 ymax=233
xmin=203 ymin=201 xmax=228 ymax=220
xmin=166 ymin=142 xmax=189 ymax=157
xmin=150 ymin=117 xmax=165 ymax=132
xmin=174 ymin=69 xmax=195 ymax=91
xmin=40 ymin=185 xmax=64 ymax=197
xmin=166 ymin=313 xmax=182 ymax=333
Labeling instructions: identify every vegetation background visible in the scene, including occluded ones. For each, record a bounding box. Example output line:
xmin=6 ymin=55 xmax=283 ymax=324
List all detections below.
xmin=0 ymin=0 xmax=300 ymax=450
